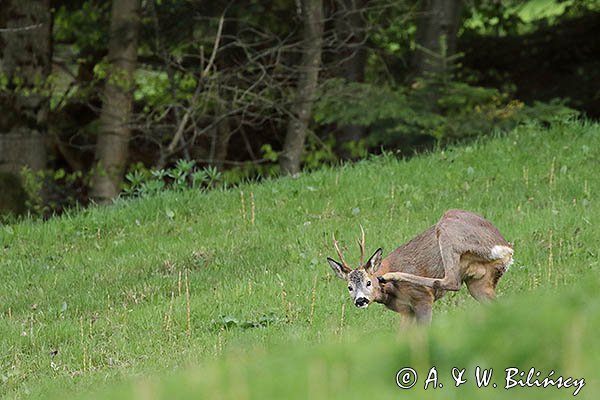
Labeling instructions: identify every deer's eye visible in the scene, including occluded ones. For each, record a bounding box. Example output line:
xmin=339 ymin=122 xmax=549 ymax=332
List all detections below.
xmin=366 ymin=280 xmax=372 ymax=287
xmin=348 ymin=286 xmax=353 ymax=291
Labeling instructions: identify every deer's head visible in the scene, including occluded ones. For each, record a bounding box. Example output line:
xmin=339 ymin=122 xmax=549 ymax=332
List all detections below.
xmin=326 ymin=227 xmax=384 ymax=309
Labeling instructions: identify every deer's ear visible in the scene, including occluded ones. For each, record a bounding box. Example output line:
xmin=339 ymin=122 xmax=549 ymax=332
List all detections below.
xmin=365 ymin=248 xmax=383 ymax=274
xmin=327 ymin=258 xmax=350 ymax=280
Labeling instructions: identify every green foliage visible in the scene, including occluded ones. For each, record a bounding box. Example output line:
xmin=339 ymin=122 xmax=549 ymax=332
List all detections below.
xmin=216 ymin=145 xmax=282 ymax=187
xmin=301 ymin=133 xmax=337 ymax=170
xmin=314 ymin=79 xmax=414 ymax=126
xmin=0 ymin=68 xmax=52 ymax=104
xmin=366 ymin=0 xmax=416 ymax=58
xmin=221 ymin=163 xmax=279 ymax=187
xmin=315 ymin=42 xmax=578 ymax=148
xmin=53 ymin=2 xmax=110 ymax=51
xmin=463 ymin=0 xmax=600 ymax=36
xmin=19 ymin=167 xmax=87 ymax=218
xmin=20 ymin=166 xmax=46 ymax=216
xmin=341 ymin=138 xmax=369 ymax=159
xmin=123 ymin=160 xmax=223 ymax=197
xmin=134 ymin=70 xmax=197 ymax=114
xmin=260 ymin=144 xmax=279 ymax=162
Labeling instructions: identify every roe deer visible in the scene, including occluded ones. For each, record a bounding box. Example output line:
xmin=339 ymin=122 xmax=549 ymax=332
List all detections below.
xmin=326 ymin=209 xmax=513 ymax=324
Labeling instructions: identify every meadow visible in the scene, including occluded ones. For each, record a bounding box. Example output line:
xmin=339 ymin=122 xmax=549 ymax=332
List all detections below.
xmin=0 ymin=120 xmax=598 ymax=399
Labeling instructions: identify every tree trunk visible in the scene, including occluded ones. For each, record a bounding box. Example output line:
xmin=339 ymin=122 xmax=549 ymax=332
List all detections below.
xmin=90 ymin=0 xmax=141 ymax=203
xmin=0 ymin=0 xmax=51 ymax=214
xmin=209 ymin=116 xmax=232 ymax=171
xmin=208 ymin=96 xmax=232 ymax=171
xmin=335 ymin=0 xmax=368 ymax=159
xmin=279 ymin=0 xmax=324 ymax=175
xmin=412 ymin=0 xmax=463 ymax=78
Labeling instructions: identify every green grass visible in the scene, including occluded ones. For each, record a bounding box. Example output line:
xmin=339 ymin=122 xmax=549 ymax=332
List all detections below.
xmin=1 ymin=120 xmax=598 ymax=399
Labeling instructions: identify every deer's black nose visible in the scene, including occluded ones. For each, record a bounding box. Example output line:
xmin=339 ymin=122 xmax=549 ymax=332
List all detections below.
xmin=355 ymin=297 xmax=369 ymax=308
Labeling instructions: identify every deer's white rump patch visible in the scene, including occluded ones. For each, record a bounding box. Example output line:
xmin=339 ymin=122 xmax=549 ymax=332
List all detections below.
xmin=490 ymin=245 xmax=514 ymax=270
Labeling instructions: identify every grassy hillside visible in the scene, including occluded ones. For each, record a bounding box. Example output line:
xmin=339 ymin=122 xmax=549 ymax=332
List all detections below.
xmin=0 ymin=120 xmax=598 ymax=399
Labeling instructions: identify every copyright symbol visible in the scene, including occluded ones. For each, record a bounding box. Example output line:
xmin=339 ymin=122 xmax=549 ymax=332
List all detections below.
xmin=395 ymin=367 xmax=418 ymax=389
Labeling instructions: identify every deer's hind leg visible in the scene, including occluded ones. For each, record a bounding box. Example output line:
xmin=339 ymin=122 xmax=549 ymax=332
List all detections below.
xmin=465 ymin=260 xmax=507 ymax=303
xmin=378 ymin=229 xmax=463 ymax=291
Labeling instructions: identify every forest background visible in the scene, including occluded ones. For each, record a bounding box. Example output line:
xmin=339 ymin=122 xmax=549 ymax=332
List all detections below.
xmin=0 ymin=0 xmax=598 ymax=217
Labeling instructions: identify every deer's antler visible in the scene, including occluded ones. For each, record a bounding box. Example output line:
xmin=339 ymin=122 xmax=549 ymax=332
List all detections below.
xmin=333 ymin=233 xmax=350 ymax=270
xmin=357 ymin=224 xmax=365 ymax=265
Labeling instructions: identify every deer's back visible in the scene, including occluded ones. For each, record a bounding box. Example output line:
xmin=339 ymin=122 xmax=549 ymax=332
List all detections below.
xmin=438 ymin=209 xmax=511 ymax=257
xmin=377 ymin=209 xmax=510 ymax=279
xmin=379 ymin=225 xmax=444 ymax=278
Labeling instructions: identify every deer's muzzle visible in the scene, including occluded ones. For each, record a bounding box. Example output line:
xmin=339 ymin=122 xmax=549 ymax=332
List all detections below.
xmin=355 ymin=297 xmax=369 ymax=308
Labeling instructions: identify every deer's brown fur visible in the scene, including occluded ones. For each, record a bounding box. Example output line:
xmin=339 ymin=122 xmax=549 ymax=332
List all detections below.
xmin=327 ymin=209 xmax=513 ymax=324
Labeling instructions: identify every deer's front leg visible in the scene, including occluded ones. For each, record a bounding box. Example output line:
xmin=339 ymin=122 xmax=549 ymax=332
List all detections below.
xmin=386 ymin=302 xmax=415 ymax=327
